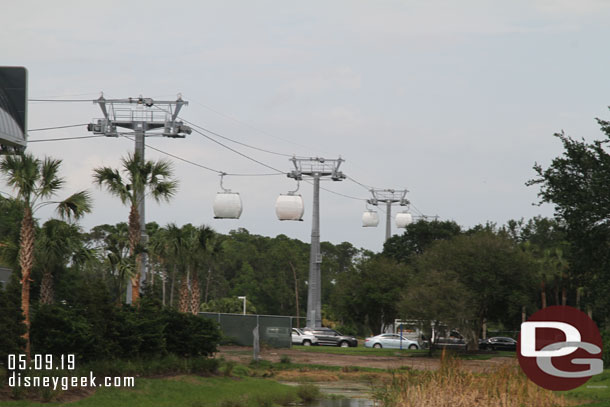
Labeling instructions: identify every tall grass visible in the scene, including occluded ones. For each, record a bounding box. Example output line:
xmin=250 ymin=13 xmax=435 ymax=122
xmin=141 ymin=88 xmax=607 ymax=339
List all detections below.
xmin=374 ymin=351 xmax=573 ymax=407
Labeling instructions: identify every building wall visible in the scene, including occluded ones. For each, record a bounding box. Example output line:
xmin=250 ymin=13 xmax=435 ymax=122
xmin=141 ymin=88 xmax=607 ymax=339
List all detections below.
xmin=0 ymin=266 xmax=12 ymax=289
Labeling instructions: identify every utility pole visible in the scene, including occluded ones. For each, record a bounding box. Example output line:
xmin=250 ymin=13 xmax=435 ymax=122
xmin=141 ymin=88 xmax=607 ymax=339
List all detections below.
xmin=288 ymin=157 xmax=345 ymax=328
xmin=88 ymin=95 xmax=191 ymax=303
xmin=368 ymin=189 xmax=409 ymax=241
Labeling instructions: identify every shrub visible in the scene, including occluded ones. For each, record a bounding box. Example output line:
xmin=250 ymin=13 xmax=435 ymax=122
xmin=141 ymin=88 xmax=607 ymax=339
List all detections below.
xmin=373 ymin=357 xmax=569 ymax=407
xmin=29 ymin=301 xmax=222 ymax=363
xmin=30 ymin=304 xmax=96 ymax=363
xmin=220 ymin=398 xmax=247 ymax=407
xmin=190 ymin=357 xmax=220 ymax=376
xmin=602 ymin=328 xmax=610 ymax=368
xmin=0 ymin=276 xmax=25 ymax=372
xmin=271 ymin=391 xmax=299 ymax=406
xmin=162 ymin=309 xmax=221 ymax=357
xmin=223 ymin=360 xmax=235 ymax=377
xmin=296 ymin=383 xmax=321 ymax=402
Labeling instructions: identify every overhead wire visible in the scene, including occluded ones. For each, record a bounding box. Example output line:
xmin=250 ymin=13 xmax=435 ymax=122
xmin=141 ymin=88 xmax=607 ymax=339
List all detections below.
xmin=187 ymin=119 xmax=296 ymax=158
xmin=300 ymin=179 xmax=366 ymax=201
xmin=29 ymin=99 xmax=93 ymax=103
xmin=25 ymin=97 xmax=431 ymax=214
xmin=152 ymin=104 xmax=300 ymax=159
xmin=29 ymin=92 xmax=100 ymax=99
xmin=319 ymin=185 xmax=367 ymax=201
xmin=152 ymin=104 xmax=375 ymax=201
xmin=29 ymin=123 xmax=88 ymax=132
xmin=187 ymin=98 xmax=332 ymax=156
xmin=346 ymin=175 xmax=373 ymax=191
xmin=190 ymin=127 xmax=286 ymax=174
xmin=121 ymin=135 xmax=283 ymax=177
xmin=29 ymin=135 xmax=106 ymax=142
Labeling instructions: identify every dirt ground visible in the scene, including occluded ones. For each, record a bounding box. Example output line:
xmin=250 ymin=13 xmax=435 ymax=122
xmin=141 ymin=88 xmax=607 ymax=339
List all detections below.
xmin=217 ymin=346 xmax=515 ymax=373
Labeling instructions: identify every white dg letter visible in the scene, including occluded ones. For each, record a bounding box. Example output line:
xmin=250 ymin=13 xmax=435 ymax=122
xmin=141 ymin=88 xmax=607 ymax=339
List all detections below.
xmin=521 ymin=322 xmax=581 ymax=357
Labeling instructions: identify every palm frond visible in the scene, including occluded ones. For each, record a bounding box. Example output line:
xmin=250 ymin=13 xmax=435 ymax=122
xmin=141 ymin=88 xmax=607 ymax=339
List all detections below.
xmin=122 ymin=152 xmax=144 ymax=190
xmin=92 ymin=167 xmax=131 ymax=204
xmin=56 ymin=190 xmax=93 ymax=221
xmin=0 ymin=153 xmax=40 ymax=204
xmin=39 ymin=157 xmax=65 ymax=200
xmin=149 ymin=159 xmax=174 ymax=185
xmin=149 ymin=180 xmax=179 ymax=203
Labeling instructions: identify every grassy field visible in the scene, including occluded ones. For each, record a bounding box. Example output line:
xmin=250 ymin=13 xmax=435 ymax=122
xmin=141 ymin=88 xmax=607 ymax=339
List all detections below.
xmin=3 ymin=354 xmax=610 ymax=406
xmin=0 ymin=376 xmax=302 ymax=407
xmin=292 ymin=344 xmax=515 ymax=360
xmin=564 ymin=370 xmax=610 ymax=406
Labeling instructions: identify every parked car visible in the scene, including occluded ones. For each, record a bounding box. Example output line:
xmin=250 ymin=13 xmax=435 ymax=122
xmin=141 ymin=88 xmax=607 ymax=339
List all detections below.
xmin=478 ymin=336 xmax=517 ymax=351
xmin=364 ymin=333 xmax=420 ymax=349
xmin=291 ymin=328 xmax=318 ymax=346
xmin=302 ymin=327 xmax=358 ymax=347
xmin=434 ymin=330 xmax=467 ymax=350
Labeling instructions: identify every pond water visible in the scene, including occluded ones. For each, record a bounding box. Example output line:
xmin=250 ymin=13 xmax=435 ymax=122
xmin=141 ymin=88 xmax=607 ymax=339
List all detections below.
xmin=279 ymin=381 xmax=375 ymax=407
xmin=306 ymin=398 xmax=374 ymax=407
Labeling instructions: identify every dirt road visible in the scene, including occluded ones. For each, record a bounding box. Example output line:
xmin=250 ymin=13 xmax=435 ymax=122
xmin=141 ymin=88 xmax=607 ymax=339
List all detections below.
xmin=217 ymin=346 xmax=515 ymax=373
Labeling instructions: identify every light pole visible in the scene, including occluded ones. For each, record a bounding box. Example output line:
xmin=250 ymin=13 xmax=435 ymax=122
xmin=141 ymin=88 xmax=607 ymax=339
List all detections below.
xmin=237 ymin=296 xmax=246 ymax=315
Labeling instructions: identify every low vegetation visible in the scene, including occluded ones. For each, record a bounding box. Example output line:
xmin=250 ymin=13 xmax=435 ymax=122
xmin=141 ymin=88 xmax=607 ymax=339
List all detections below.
xmin=292 ymin=344 xmax=514 ymax=360
xmin=373 ymin=353 xmax=571 ymax=407
xmin=1 ymin=376 xmax=305 ymax=407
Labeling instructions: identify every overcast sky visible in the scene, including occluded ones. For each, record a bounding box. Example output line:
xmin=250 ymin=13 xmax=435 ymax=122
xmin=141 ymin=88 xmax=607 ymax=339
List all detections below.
xmin=2 ymin=0 xmax=610 ymax=252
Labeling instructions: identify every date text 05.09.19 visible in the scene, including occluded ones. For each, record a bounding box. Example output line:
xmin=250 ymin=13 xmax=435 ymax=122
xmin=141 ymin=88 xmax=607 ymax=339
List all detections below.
xmin=7 ymin=354 xmax=76 ymax=371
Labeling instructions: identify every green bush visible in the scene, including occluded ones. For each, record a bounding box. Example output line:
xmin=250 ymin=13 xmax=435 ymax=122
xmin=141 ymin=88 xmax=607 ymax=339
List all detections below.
xmin=223 ymin=360 xmax=235 ymax=377
xmin=189 ymin=357 xmax=220 ymax=376
xmin=270 ymin=391 xmax=299 ymax=406
xmin=220 ymin=397 xmax=247 ymax=407
xmin=335 ymin=324 xmax=359 ymax=337
xmin=602 ymin=328 xmax=610 ymax=368
xmin=296 ymin=383 xmax=321 ymax=402
xmin=162 ymin=308 xmax=221 ymax=357
xmin=29 ymin=301 xmax=221 ymax=363
xmin=0 ymin=276 xmax=25 ymax=372
xmin=30 ymin=304 xmax=96 ymax=363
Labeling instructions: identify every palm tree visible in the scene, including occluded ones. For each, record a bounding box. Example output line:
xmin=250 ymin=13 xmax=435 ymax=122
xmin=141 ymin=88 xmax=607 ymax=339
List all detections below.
xmin=158 ymin=223 xmax=214 ymax=313
xmin=201 ymin=228 xmax=223 ymax=303
xmin=92 ymin=152 xmax=177 ymax=304
xmin=159 ymin=223 xmax=189 ymax=311
xmin=190 ymin=225 xmax=216 ymax=315
xmin=539 ymin=247 xmax=569 ymax=308
xmin=176 ymin=224 xmax=199 ymax=314
xmin=37 ymin=219 xmax=84 ymax=304
xmin=147 ymin=225 xmax=168 ymax=305
xmin=0 ymin=153 xmax=92 ymax=360
xmin=86 ymin=223 xmax=132 ymax=303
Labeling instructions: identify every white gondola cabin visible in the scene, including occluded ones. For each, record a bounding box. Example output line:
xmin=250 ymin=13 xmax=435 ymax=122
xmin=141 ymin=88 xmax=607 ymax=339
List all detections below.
xmin=275 ymin=194 xmax=304 ymax=221
xmin=362 ymin=210 xmax=379 ymax=227
xmin=213 ymin=192 xmax=243 ymax=219
xmin=395 ymin=212 xmax=413 ymax=228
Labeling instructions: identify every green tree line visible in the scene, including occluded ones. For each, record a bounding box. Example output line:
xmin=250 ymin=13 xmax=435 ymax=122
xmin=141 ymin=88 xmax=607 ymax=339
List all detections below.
xmin=3 ymin=109 xmax=610 ymax=360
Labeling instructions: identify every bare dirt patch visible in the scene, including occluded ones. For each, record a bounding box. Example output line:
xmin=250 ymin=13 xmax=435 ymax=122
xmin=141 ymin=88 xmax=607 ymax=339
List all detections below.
xmin=217 ymin=346 xmax=515 ymax=373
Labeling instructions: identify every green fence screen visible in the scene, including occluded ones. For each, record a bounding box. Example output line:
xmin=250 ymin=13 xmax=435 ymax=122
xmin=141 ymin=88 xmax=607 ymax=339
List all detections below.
xmin=200 ymin=312 xmax=300 ymax=348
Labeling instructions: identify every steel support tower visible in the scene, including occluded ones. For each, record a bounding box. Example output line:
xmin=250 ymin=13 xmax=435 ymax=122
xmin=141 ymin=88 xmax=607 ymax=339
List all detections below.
xmin=88 ymin=95 xmax=191 ymax=303
xmin=368 ymin=189 xmax=409 ymax=241
xmin=288 ymin=157 xmax=345 ymax=328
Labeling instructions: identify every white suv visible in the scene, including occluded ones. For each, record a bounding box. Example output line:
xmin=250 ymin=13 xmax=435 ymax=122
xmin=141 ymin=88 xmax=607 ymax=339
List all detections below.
xmin=291 ymin=328 xmax=319 ymax=346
